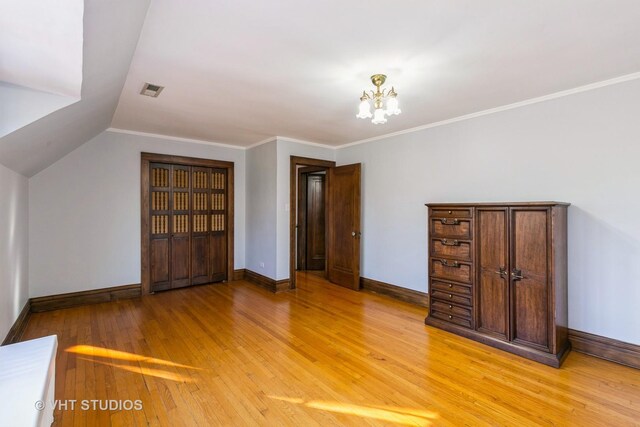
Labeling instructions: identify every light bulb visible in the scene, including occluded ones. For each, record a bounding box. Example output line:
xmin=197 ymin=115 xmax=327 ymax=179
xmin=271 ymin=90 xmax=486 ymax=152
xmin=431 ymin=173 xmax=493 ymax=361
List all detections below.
xmin=386 ymin=96 xmax=401 ymax=116
xmin=371 ymin=108 xmax=387 ymax=124
xmin=356 ymin=100 xmax=372 ymax=119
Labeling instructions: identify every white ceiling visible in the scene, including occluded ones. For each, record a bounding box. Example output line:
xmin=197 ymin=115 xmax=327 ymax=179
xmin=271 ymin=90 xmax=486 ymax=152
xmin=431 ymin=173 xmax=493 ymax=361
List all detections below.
xmin=0 ymin=0 xmax=84 ymax=97
xmin=112 ymin=0 xmax=640 ymax=147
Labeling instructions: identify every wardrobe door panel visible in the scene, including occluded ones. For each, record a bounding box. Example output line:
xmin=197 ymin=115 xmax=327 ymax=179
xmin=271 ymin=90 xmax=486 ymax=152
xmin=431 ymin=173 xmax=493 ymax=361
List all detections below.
xmin=477 ymin=209 xmax=509 ymax=340
xmin=511 ymin=209 xmax=549 ymax=351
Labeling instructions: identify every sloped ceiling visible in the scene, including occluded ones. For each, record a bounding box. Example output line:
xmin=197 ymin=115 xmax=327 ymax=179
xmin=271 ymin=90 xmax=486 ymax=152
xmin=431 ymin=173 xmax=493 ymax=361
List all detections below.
xmin=0 ymin=0 xmax=150 ymax=177
xmin=0 ymin=0 xmax=84 ymax=98
xmin=112 ymin=0 xmax=640 ymax=147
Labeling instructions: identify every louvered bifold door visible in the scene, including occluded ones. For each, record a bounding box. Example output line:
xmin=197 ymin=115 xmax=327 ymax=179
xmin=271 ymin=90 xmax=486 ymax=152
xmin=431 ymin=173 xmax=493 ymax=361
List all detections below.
xmin=171 ymin=165 xmax=191 ymax=288
xmin=191 ymin=167 xmax=211 ymax=285
xmin=150 ymin=163 xmax=172 ymax=291
xmin=210 ymin=168 xmax=227 ymax=282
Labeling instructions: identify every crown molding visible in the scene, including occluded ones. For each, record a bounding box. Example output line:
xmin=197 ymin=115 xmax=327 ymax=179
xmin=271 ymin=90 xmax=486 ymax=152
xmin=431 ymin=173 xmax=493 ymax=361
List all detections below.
xmin=276 ymin=136 xmax=336 ymax=150
xmin=337 ymin=71 xmax=640 ymax=149
xmin=106 ymin=128 xmax=246 ymax=150
xmin=244 ymin=136 xmax=277 ymax=150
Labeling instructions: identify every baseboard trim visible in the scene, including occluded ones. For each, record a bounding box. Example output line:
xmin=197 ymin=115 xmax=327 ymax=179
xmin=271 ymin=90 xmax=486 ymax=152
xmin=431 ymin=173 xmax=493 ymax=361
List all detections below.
xmin=30 ymin=283 xmax=141 ymax=313
xmin=244 ymin=270 xmax=291 ymax=293
xmin=360 ymin=277 xmax=429 ymax=308
xmin=568 ymin=329 xmax=640 ymax=370
xmin=232 ymin=268 xmax=247 ymax=281
xmin=2 ymin=300 xmax=32 ymax=346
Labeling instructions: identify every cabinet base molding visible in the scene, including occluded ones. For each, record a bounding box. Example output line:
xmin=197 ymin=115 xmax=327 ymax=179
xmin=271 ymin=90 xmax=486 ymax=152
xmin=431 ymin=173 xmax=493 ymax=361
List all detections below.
xmin=1 ymin=300 xmax=32 ymax=345
xmin=30 ymin=284 xmax=141 ymax=313
xmin=568 ymin=329 xmax=640 ymax=370
xmin=360 ymin=277 xmax=429 ymax=308
xmin=426 ymin=315 xmax=571 ymax=368
xmin=245 ymin=270 xmax=291 ymax=293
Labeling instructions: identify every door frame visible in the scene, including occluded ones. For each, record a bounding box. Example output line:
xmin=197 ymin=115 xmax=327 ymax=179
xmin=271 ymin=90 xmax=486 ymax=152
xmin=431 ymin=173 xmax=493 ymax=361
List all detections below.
xmin=289 ymin=156 xmax=336 ymax=289
xmin=141 ymin=152 xmax=235 ymax=295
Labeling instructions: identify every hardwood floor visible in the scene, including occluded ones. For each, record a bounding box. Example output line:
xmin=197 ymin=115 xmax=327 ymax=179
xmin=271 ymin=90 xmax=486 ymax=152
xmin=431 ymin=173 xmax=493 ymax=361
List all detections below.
xmin=22 ymin=272 xmax=640 ymax=426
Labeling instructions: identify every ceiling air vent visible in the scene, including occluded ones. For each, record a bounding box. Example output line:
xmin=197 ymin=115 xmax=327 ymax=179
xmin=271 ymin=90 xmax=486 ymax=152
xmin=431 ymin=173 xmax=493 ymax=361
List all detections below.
xmin=140 ymin=82 xmax=164 ymax=97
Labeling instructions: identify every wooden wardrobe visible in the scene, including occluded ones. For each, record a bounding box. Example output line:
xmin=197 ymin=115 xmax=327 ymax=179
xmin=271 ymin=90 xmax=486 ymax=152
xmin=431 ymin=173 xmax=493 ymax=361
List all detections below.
xmin=425 ymin=202 xmax=569 ymax=367
xmin=141 ymin=153 xmax=234 ymax=294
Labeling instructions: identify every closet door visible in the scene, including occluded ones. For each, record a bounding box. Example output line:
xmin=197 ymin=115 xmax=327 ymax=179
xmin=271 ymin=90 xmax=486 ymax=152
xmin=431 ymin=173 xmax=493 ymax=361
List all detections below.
xmin=510 ymin=208 xmax=550 ymax=351
xmin=191 ymin=167 xmax=211 ymax=285
xmin=171 ymin=166 xmax=191 ymax=288
xmin=476 ymin=208 xmax=509 ymax=340
xmin=210 ymin=169 xmax=227 ymax=282
xmin=150 ymin=163 xmax=171 ymax=291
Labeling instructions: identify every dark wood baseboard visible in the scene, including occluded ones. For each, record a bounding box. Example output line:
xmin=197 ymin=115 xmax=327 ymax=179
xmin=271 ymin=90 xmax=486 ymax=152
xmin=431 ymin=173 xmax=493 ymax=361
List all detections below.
xmin=569 ymin=329 xmax=640 ymax=370
xmin=232 ymin=269 xmax=246 ymax=281
xmin=30 ymin=284 xmax=141 ymax=313
xmin=360 ymin=277 xmax=429 ymax=308
xmin=2 ymin=300 xmax=32 ymax=345
xmin=244 ymin=270 xmax=291 ymax=293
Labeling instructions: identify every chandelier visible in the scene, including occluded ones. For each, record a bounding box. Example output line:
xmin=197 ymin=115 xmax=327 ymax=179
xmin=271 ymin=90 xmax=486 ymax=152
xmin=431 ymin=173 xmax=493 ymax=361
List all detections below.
xmin=356 ymin=74 xmax=401 ymax=124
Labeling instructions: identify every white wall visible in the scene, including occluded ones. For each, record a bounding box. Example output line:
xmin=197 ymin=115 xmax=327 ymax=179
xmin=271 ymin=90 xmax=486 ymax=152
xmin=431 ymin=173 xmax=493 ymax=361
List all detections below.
xmin=336 ymin=77 xmax=640 ymax=345
xmin=275 ymin=138 xmax=335 ymax=279
xmin=28 ymin=130 xmax=246 ymax=297
xmin=245 ymin=140 xmax=278 ymax=278
xmin=0 ymin=163 xmax=29 ymax=339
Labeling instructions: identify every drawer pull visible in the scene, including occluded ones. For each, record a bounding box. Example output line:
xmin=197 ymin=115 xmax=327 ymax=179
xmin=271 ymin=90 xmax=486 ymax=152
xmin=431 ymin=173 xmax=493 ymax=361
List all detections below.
xmin=441 ymin=238 xmax=460 ymax=246
xmin=440 ymin=259 xmax=460 ymax=268
xmin=448 ymin=294 xmax=453 ymax=299
xmin=448 ymin=283 xmax=453 ymax=288
xmin=448 ymin=315 xmax=453 ymax=319
xmin=440 ymin=218 xmax=459 ymax=225
xmin=448 ymin=305 xmax=453 ymax=309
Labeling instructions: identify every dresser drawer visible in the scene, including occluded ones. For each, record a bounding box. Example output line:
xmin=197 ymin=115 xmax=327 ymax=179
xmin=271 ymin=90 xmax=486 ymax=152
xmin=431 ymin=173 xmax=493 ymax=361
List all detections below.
xmin=431 ymin=218 xmax=472 ymax=239
xmin=431 ymin=259 xmax=472 ymax=284
xmin=431 ymin=279 xmax=472 ymax=296
xmin=429 ymin=309 xmax=473 ymax=329
xmin=431 ymin=299 xmax=472 ymax=318
xmin=431 ymin=289 xmax=472 ymax=307
xmin=431 ymin=238 xmax=472 ymax=261
xmin=431 ymin=208 xmax=473 ymax=219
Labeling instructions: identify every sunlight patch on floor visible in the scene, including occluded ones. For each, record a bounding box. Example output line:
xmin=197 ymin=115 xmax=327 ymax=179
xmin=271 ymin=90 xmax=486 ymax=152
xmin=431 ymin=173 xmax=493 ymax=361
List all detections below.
xmin=67 ymin=344 xmax=202 ymax=383
xmin=77 ymin=357 xmax=196 ymax=383
xmin=66 ymin=345 xmax=201 ymax=370
xmin=268 ymin=395 xmax=438 ymax=426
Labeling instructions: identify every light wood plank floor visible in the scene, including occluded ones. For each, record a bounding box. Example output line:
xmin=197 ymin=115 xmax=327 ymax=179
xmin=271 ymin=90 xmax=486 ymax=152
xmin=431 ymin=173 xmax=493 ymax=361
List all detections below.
xmin=22 ymin=272 xmax=640 ymax=426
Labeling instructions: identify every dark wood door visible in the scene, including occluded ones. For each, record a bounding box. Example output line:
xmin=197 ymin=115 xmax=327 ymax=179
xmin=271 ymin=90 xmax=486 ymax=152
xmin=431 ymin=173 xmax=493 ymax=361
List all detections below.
xmin=327 ymin=164 xmax=361 ymax=290
xmin=171 ymin=165 xmax=191 ymax=288
xmin=191 ymin=167 xmax=210 ymax=285
xmin=476 ymin=208 xmax=509 ymax=340
xmin=305 ymin=174 xmax=326 ymax=270
xmin=149 ymin=163 xmax=171 ymax=291
xmin=510 ymin=208 xmax=550 ymax=351
xmin=210 ymin=168 xmax=227 ymax=282
xmin=148 ymin=163 xmax=228 ymax=292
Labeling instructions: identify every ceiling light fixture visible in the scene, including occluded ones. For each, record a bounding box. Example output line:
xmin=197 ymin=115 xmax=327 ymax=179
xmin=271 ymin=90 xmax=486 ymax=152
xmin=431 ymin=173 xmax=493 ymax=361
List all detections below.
xmin=356 ymin=74 xmax=401 ymax=124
